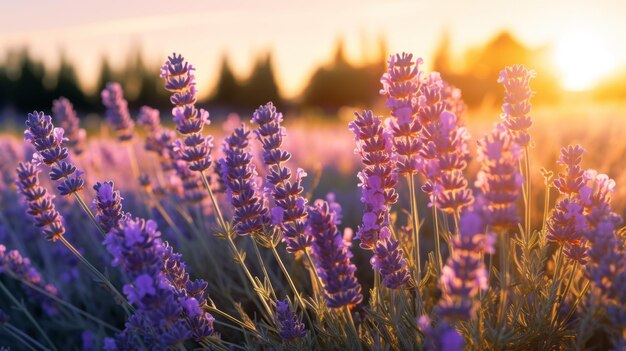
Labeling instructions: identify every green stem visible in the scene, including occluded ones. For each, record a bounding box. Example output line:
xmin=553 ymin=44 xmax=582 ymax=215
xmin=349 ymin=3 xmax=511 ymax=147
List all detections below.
xmin=251 ymin=237 xmax=277 ymax=301
xmin=407 ymin=175 xmax=421 ymax=280
xmin=199 ymin=171 xmax=227 ymax=230
xmin=0 ymin=281 xmax=58 ymax=351
xmin=270 ymin=246 xmax=314 ymax=327
xmin=497 ymin=233 xmax=509 ymax=326
xmin=559 ymin=279 xmax=591 ymax=328
xmin=2 ymin=323 xmax=51 ymax=351
xmin=344 ymin=305 xmax=362 ymax=350
xmin=125 ymin=142 xmax=140 ymax=181
xmin=432 ymin=204 xmax=443 ymax=275
xmin=6 ymin=270 xmax=119 ymax=332
xmin=523 ymin=146 xmax=532 ymax=243
xmin=58 ymin=237 xmax=132 ymax=314
xmin=72 ymin=192 xmax=107 ymax=237
xmin=223 ymin=233 xmax=273 ymax=320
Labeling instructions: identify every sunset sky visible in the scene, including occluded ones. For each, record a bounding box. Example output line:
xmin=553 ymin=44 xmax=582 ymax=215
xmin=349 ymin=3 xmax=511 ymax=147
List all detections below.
xmin=1 ymin=0 xmax=624 ymax=97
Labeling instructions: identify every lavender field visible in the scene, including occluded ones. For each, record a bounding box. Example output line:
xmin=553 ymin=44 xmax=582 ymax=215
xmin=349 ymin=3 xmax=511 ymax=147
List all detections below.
xmin=0 ymin=50 xmax=624 ymax=351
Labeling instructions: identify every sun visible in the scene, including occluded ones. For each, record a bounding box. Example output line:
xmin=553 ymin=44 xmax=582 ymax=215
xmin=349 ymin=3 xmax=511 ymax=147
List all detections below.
xmin=553 ymin=29 xmax=617 ymax=91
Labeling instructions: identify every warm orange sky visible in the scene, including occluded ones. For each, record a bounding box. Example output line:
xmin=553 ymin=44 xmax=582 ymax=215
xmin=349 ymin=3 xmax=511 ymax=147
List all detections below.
xmin=1 ymin=0 xmax=625 ymax=97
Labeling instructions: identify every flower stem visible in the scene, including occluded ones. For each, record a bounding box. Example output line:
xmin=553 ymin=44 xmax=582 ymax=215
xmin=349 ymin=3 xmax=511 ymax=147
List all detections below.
xmin=58 ymin=236 xmax=132 ymax=315
xmin=0 ymin=281 xmax=58 ymax=351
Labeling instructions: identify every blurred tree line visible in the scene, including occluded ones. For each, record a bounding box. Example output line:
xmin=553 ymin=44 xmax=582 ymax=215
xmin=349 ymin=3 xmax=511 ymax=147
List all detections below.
xmin=1 ymin=31 xmax=623 ymax=120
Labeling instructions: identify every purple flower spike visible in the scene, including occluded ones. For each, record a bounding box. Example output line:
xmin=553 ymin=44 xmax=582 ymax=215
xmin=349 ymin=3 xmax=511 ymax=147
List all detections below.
xmin=222 ymin=124 xmax=270 ymax=236
xmin=547 ymin=145 xmax=591 ymax=261
xmin=275 ymin=299 xmax=306 ymax=341
xmin=104 ymin=217 xmax=215 ymax=349
xmin=475 ymin=123 xmax=523 ymax=228
xmin=554 ymin=145 xmax=586 ymax=196
xmin=437 ymin=212 xmax=492 ymax=321
xmin=0 ymin=245 xmax=61 ymax=316
xmin=101 ymin=82 xmax=135 ymax=141
xmin=380 ymin=53 xmax=424 ymax=175
xmin=370 ymin=227 xmax=411 ymax=289
xmin=93 ymin=181 xmax=126 ymax=234
xmin=24 ymin=111 xmax=85 ymax=195
xmin=349 ymin=110 xmax=398 ymax=249
xmin=251 ymin=102 xmax=312 ymax=252
xmin=15 ymin=162 xmax=65 ymax=241
xmin=161 ymin=53 xmax=213 ymax=172
xmin=52 ymin=97 xmax=86 ymax=155
xmin=307 ymin=200 xmax=363 ymax=308
xmin=350 ymin=110 xmax=410 ymax=289
xmin=418 ymin=75 xmax=474 ymax=213
xmin=498 ymin=65 xmax=535 ymax=146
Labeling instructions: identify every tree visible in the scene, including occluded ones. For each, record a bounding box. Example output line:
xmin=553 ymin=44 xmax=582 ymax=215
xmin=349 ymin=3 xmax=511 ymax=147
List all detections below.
xmin=240 ymin=53 xmax=281 ymax=108
xmin=51 ymin=53 xmax=87 ymax=110
xmin=210 ymin=54 xmax=241 ymax=107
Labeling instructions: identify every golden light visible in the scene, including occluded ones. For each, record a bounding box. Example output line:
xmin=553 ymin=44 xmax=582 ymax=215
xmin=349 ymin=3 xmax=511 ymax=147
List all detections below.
xmin=553 ymin=29 xmax=617 ymax=91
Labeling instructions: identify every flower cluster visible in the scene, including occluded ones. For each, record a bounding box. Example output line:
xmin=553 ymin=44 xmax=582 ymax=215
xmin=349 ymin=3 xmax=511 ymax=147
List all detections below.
xmin=221 ymin=125 xmax=270 ymax=236
xmin=101 ymin=83 xmax=135 ymax=141
xmin=498 ymin=65 xmax=535 ymax=146
xmin=418 ymin=315 xmax=464 ymax=351
xmin=15 ymin=162 xmax=65 ymax=241
xmin=547 ymin=145 xmax=589 ymax=263
xmin=0 ymin=244 xmax=60 ymax=316
xmin=475 ymin=123 xmax=523 ymax=228
xmin=161 ymin=53 xmax=213 ymax=172
xmin=379 ymin=53 xmax=423 ymax=175
xmin=275 ymin=299 xmax=306 ymax=341
xmin=350 ymin=110 xmax=410 ymax=289
xmin=418 ymin=74 xmax=473 ymax=213
xmin=93 ymin=181 xmax=126 ymax=234
xmin=437 ymin=212 xmax=492 ymax=321
xmin=51 ymin=97 xmax=86 ymax=155
xmin=24 ymin=111 xmax=85 ymax=195
xmin=161 ymin=242 xmax=215 ymax=341
xmin=104 ymin=217 xmax=214 ymax=349
xmin=251 ymin=102 xmax=311 ymax=252
xmin=307 ymin=199 xmax=362 ymax=308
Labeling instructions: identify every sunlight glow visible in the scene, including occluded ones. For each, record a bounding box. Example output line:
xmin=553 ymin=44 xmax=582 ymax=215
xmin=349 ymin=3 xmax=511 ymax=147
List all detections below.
xmin=553 ymin=29 xmax=617 ymax=91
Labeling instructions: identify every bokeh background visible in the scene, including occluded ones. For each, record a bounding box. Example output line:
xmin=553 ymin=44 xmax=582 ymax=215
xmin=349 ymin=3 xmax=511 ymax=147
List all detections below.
xmin=2 ymin=0 xmax=626 ymax=231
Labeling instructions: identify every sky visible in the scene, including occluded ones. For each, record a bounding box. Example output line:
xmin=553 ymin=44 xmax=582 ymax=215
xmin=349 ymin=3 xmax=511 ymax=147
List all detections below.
xmin=1 ymin=0 xmax=625 ymax=97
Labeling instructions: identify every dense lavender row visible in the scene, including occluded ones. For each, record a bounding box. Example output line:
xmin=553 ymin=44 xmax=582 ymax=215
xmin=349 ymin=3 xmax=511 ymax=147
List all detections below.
xmin=0 ymin=51 xmax=623 ymax=351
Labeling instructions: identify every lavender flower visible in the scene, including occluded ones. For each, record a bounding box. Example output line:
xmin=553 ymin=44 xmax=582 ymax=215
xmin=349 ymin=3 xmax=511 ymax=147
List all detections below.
xmin=349 ymin=110 xmax=398 ymax=249
xmin=437 ymin=212 xmax=492 ymax=321
xmin=498 ymin=65 xmax=535 ymax=146
xmin=581 ymin=171 xmax=624 ymax=290
xmin=93 ymin=181 xmax=125 ymax=234
xmin=370 ymin=227 xmax=411 ymax=289
xmin=101 ymin=82 xmax=135 ymax=141
xmin=418 ymin=75 xmax=474 ymax=213
xmin=222 ymin=125 xmax=270 ymax=236
xmin=161 ymin=243 xmax=215 ymax=341
xmin=350 ymin=110 xmax=410 ymax=289
xmin=24 ymin=111 xmax=84 ymax=195
xmin=418 ymin=315 xmax=464 ymax=351
xmin=547 ymin=145 xmax=590 ymax=261
xmin=15 ymin=162 xmax=65 ymax=241
xmin=251 ymin=102 xmax=312 ymax=252
xmin=161 ymin=53 xmax=213 ymax=172
xmin=275 ymin=299 xmax=306 ymax=341
xmin=307 ymin=200 xmax=362 ymax=308
xmin=51 ymin=97 xmax=86 ymax=155
xmin=475 ymin=123 xmax=523 ymax=228
xmin=0 ymin=245 xmax=60 ymax=316
xmin=380 ymin=53 xmax=423 ymax=175
xmin=104 ymin=217 xmax=214 ymax=349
